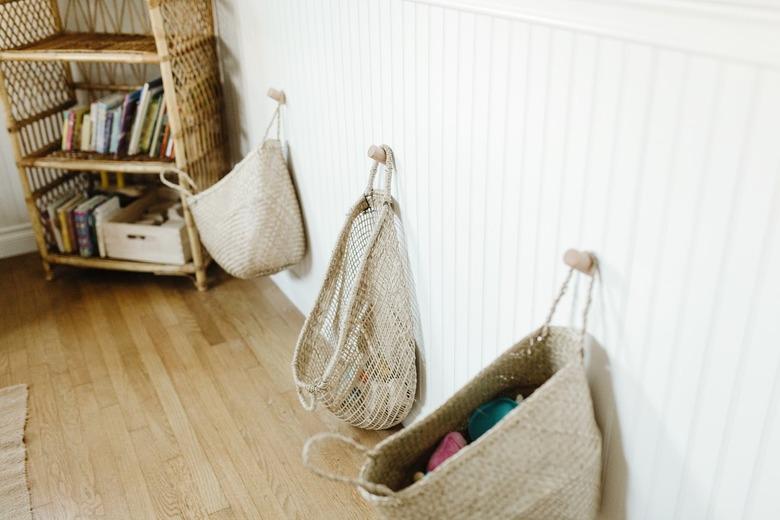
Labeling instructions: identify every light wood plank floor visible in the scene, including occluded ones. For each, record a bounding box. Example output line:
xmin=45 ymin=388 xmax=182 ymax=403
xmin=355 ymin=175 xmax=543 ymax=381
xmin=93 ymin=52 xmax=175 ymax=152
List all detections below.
xmin=0 ymin=254 xmax=391 ymax=519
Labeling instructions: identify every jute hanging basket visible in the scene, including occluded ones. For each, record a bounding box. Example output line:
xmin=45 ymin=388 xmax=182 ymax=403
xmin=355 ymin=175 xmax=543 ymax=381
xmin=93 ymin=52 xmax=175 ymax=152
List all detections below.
xmin=303 ymin=262 xmax=602 ymax=519
xmin=160 ymin=104 xmax=305 ymax=278
xmin=292 ymin=145 xmax=418 ymax=430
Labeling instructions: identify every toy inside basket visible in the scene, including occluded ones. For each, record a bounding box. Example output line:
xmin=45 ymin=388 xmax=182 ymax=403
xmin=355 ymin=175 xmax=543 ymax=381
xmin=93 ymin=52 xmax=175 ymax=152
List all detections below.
xmin=360 ymin=327 xmax=584 ymax=492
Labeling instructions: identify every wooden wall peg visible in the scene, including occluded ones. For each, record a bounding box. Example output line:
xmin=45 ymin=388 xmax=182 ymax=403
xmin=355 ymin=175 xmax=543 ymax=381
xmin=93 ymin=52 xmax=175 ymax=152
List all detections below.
xmin=267 ymin=88 xmax=286 ymax=104
xmin=367 ymin=145 xmax=386 ymax=164
xmin=564 ymin=249 xmax=595 ymax=275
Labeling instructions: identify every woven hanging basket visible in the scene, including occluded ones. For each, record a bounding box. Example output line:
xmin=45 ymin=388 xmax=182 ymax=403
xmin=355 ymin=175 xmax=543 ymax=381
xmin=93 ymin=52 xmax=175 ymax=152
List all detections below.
xmin=160 ymin=104 xmax=305 ymax=278
xmin=292 ymin=145 xmax=418 ymax=430
xmin=303 ymin=264 xmax=602 ymax=519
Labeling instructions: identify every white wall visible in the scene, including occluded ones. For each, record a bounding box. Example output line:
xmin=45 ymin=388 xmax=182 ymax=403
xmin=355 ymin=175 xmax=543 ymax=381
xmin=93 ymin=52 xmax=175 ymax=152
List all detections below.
xmin=216 ymin=1 xmax=780 ymax=518
xmin=0 ymin=101 xmax=36 ymax=258
xmin=0 ymin=0 xmax=775 ymax=516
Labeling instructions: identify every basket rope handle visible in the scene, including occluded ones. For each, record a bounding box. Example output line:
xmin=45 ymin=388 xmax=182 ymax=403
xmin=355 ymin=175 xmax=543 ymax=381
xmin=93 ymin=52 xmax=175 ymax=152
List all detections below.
xmin=533 ymin=252 xmax=599 ymax=347
xmin=364 ymin=145 xmax=395 ymax=205
xmin=294 ymin=381 xmax=317 ymax=411
xmin=159 ymin=167 xmax=199 ymax=198
xmin=302 ymin=432 xmax=396 ymax=497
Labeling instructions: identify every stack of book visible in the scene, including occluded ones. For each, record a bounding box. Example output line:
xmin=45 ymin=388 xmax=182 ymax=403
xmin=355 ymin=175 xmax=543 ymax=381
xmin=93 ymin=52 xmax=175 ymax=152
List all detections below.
xmin=42 ymin=188 xmax=123 ymax=257
xmin=60 ymin=77 xmax=175 ymax=159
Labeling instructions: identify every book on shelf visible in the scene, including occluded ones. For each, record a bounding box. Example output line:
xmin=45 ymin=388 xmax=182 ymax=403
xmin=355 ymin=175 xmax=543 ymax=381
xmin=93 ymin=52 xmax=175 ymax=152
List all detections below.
xmin=71 ymin=107 xmax=88 ymax=151
xmin=60 ymin=105 xmax=88 ymax=152
xmin=46 ymin=191 xmax=75 ymax=253
xmin=60 ymin=113 xmax=69 ymax=150
xmin=57 ymin=79 xmax=175 ymax=161
xmin=102 ymin=110 xmax=114 ymax=155
xmin=116 ymin=88 xmax=142 ymax=157
xmin=149 ymin=100 xmax=167 ymax=158
xmin=41 ymin=184 xmax=150 ymax=257
xmin=80 ymin=114 xmax=92 ymax=152
xmin=67 ymin=196 xmax=84 ymax=254
xmin=109 ymin=106 xmax=122 ymax=154
xmin=129 ymin=78 xmax=163 ymax=155
xmin=139 ymin=92 xmax=163 ymax=154
xmin=94 ymin=93 xmax=124 ymax=154
xmin=92 ymin=196 xmax=121 ymax=258
xmin=74 ymin=195 xmax=108 ymax=257
xmin=89 ymin=100 xmax=99 ymax=152
xmin=57 ymin=193 xmax=86 ymax=254
xmin=159 ymin=121 xmax=170 ymax=159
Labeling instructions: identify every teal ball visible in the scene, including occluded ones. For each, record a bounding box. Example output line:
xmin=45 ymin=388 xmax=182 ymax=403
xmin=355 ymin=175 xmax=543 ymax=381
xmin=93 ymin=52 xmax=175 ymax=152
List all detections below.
xmin=468 ymin=397 xmax=518 ymax=440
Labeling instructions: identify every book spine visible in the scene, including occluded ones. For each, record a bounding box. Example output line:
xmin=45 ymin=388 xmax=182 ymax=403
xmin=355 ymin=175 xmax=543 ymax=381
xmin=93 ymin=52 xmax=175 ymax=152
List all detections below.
xmin=102 ymin=111 xmax=113 ymax=155
xmin=72 ymin=112 xmax=83 ymax=152
xmin=60 ymin=112 xmax=69 ymax=150
xmin=80 ymin=115 xmax=91 ymax=151
xmin=59 ymin=210 xmax=72 ymax=253
xmin=48 ymin=206 xmax=64 ymax=253
xmin=98 ymin=105 xmax=107 ymax=153
xmin=109 ymin=109 xmax=122 ymax=154
xmin=68 ymin=206 xmax=79 ymax=255
xmin=90 ymin=102 xmax=98 ymax=152
xmin=66 ymin=110 xmax=76 ymax=151
xmin=116 ymin=96 xmax=136 ymax=157
xmin=159 ymin=125 xmax=170 ymax=159
xmin=74 ymin=210 xmax=91 ymax=257
xmin=88 ymin=211 xmax=99 ymax=254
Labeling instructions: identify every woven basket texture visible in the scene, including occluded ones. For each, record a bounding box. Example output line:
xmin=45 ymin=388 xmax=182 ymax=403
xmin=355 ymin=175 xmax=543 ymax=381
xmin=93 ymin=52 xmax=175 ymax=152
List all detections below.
xmin=292 ymin=146 xmax=418 ymax=430
xmin=184 ymin=138 xmax=305 ymax=278
xmin=358 ymin=325 xmax=601 ymax=519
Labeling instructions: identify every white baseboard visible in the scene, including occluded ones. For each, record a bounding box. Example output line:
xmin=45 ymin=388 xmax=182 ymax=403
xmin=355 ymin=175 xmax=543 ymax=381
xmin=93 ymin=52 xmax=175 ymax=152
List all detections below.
xmin=0 ymin=223 xmax=37 ymax=259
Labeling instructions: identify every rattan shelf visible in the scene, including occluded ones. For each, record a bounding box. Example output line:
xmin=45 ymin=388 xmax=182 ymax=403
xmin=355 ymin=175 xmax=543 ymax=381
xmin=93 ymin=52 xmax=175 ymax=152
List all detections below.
xmin=0 ymin=0 xmax=227 ymax=290
xmin=20 ymin=149 xmax=174 ymax=174
xmin=46 ymin=253 xmax=198 ymax=274
xmin=0 ymin=32 xmax=159 ymax=63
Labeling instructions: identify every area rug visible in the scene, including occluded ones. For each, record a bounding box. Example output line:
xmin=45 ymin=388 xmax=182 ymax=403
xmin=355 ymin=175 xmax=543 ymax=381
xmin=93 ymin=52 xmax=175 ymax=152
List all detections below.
xmin=0 ymin=384 xmax=32 ymax=520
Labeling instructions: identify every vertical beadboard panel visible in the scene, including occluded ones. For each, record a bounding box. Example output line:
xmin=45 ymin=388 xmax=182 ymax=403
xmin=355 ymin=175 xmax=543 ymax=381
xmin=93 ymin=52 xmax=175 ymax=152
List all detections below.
xmin=215 ymin=1 xmax=780 ymax=517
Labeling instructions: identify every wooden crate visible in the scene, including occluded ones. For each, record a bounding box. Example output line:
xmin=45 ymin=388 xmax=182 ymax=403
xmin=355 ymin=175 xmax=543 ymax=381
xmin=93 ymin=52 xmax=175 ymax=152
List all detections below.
xmin=104 ymin=188 xmax=191 ymax=265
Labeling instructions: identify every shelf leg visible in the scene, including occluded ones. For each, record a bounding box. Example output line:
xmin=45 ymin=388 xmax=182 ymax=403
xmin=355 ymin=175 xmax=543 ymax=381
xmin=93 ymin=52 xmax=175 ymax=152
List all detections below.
xmin=43 ymin=260 xmax=54 ymax=281
xmin=194 ymin=271 xmax=207 ymax=291
xmin=179 ymin=186 xmax=208 ymax=291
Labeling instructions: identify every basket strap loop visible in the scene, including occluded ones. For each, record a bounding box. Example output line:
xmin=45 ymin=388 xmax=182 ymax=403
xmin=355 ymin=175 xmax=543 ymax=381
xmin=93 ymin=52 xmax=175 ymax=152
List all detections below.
xmin=159 ymin=167 xmax=198 ymax=198
xmin=365 ymin=145 xmax=395 ymax=205
xmin=302 ymin=433 xmax=396 ymax=497
xmin=533 ymin=252 xmax=599 ymax=347
xmin=262 ymin=103 xmax=282 ymax=142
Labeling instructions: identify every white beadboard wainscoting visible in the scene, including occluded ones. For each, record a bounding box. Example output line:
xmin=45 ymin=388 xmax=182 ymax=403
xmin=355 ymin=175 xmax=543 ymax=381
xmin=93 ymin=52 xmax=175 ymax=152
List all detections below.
xmin=0 ymin=0 xmax=771 ymax=517
xmin=217 ymin=1 xmax=780 ymax=517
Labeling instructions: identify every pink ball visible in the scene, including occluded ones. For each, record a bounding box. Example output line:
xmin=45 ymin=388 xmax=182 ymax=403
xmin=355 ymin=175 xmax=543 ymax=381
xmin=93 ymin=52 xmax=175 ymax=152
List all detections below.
xmin=427 ymin=431 xmax=468 ymax=472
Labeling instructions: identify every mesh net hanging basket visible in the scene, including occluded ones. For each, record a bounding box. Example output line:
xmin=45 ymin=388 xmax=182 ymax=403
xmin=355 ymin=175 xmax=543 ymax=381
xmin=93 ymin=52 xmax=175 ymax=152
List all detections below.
xmin=292 ymin=145 xmax=418 ymax=430
xmin=303 ymin=261 xmax=603 ymax=519
xmin=160 ymin=103 xmax=305 ymax=278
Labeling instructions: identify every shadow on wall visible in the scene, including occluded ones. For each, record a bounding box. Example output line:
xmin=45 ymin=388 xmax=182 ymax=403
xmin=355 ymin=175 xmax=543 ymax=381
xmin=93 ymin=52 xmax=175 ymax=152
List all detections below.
xmin=586 ymin=280 xmax=708 ymax=519
xmin=587 ymin=340 xmax=628 ymax=519
xmin=284 ymin=145 xmax=312 ymax=279
xmin=393 ymin=197 xmax=427 ymax=425
xmin=214 ymin=0 xmax=247 ymax=165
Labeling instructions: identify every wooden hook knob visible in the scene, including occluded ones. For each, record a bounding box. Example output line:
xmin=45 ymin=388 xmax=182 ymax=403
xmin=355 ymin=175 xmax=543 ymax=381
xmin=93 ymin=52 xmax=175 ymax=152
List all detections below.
xmin=267 ymin=88 xmax=286 ymax=104
xmin=563 ymin=249 xmax=595 ymax=275
xmin=367 ymin=145 xmax=386 ymax=164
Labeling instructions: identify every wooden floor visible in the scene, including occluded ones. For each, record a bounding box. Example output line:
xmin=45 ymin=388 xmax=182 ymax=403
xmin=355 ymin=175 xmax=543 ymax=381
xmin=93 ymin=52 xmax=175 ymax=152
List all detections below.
xmin=0 ymin=254 xmax=390 ymax=519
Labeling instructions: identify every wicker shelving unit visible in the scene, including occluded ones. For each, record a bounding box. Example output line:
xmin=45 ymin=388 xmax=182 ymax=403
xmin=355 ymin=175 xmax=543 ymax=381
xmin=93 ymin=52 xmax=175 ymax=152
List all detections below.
xmin=0 ymin=0 xmax=227 ymax=290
